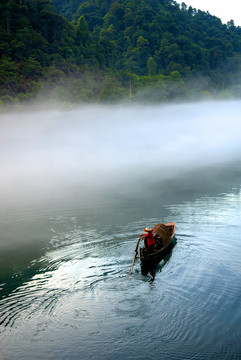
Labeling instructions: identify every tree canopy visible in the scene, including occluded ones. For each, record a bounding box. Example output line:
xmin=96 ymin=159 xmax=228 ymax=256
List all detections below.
xmin=1 ymin=0 xmax=241 ymax=105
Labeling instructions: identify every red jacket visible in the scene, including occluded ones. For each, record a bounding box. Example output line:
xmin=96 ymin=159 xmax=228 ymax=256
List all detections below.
xmin=144 ymin=232 xmax=155 ymax=246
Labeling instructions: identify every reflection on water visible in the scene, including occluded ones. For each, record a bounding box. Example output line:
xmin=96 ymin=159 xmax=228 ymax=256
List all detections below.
xmin=1 ymin=102 xmax=241 ymax=359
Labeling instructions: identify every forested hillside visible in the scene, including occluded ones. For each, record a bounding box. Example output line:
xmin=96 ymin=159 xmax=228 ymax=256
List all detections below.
xmin=1 ymin=0 xmax=241 ymax=105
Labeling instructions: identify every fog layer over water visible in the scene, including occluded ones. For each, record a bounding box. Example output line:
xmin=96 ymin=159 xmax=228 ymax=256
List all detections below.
xmin=1 ymin=101 xmax=241 ymax=206
xmin=1 ymin=101 xmax=241 ymax=359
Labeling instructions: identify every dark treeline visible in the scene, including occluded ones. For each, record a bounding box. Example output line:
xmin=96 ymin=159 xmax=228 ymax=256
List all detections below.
xmin=1 ymin=0 xmax=241 ymax=105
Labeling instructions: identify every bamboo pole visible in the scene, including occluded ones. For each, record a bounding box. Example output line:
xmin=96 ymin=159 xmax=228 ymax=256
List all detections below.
xmin=129 ymin=237 xmax=141 ymax=274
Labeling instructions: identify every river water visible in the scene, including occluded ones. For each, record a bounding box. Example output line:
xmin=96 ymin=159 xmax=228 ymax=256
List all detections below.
xmin=0 ymin=101 xmax=241 ymax=359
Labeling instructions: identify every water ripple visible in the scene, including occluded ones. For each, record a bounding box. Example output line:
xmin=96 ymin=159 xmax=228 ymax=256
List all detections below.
xmin=1 ymin=186 xmax=241 ymax=359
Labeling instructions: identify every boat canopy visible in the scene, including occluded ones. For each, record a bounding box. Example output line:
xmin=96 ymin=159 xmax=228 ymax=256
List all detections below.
xmin=152 ymin=223 xmax=171 ymax=246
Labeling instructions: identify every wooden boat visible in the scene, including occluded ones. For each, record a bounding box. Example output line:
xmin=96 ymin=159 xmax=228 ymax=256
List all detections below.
xmin=140 ymin=222 xmax=176 ymax=270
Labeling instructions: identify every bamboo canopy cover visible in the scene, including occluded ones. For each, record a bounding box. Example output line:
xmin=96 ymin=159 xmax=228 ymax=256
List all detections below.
xmin=152 ymin=223 xmax=171 ymax=247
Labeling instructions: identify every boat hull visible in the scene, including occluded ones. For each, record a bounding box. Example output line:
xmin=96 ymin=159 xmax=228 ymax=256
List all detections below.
xmin=140 ymin=235 xmax=176 ymax=270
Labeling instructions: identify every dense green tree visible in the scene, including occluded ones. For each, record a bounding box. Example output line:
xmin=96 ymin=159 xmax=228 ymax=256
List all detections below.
xmin=147 ymin=57 xmax=157 ymax=75
xmin=76 ymin=15 xmax=90 ymax=46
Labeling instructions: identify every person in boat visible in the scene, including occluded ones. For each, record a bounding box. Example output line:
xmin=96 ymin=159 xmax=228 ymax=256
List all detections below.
xmin=140 ymin=227 xmax=156 ymax=253
xmin=154 ymin=233 xmax=163 ymax=249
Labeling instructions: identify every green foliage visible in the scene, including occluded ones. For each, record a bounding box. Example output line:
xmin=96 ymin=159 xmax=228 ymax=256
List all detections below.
xmin=1 ymin=0 xmax=241 ymax=105
xmin=0 ymin=56 xmax=19 ymax=85
xmin=21 ymin=57 xmax=42 ymax=78
xmin=76 ymin=16 xmax=90 ymax=46
xmin=147 ymin=57 xmax=157 ymax=76
xmin=98 ymin=75 xmax=128 ymax=102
